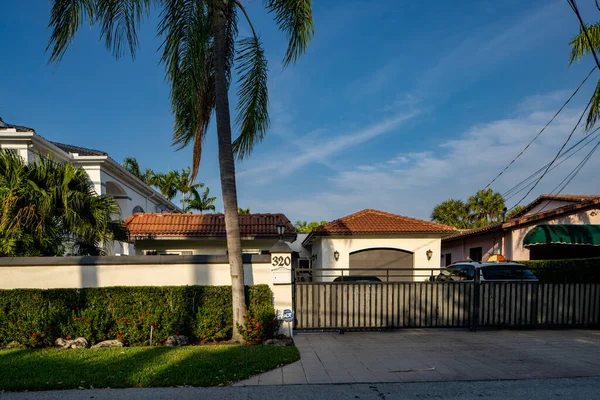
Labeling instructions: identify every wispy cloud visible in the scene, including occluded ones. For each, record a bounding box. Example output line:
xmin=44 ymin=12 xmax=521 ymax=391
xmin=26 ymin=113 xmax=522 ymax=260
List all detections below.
xmin=237 ymin=110 xmax=420 ymax=183
xmin=265 ymin=91 xmax=600 ymax=222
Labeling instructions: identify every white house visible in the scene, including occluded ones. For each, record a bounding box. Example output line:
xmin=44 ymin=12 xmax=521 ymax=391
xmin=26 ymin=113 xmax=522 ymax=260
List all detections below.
xmin=302 ymin=209 xmax=457 ymax=282
xmin=0 ymin=117 xmax=181 ymax=255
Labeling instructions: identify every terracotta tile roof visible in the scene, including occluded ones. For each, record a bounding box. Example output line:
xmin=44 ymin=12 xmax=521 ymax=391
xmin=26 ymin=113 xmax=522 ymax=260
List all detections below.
xmin=124 ymin=213 xmax=296 ymax=238
xmin=443 ymin=196 xmax=600 ymax=242
xmin=312 ymin=209 xmax=456 ymax=234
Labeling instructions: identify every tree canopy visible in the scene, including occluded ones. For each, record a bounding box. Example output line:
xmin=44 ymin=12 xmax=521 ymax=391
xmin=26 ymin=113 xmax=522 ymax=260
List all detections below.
xmin=123 ymin=157 xmax=216 ymax=213
xmin=431 ymin=189 xmax=516 ymax=229
xmin=294 ymin=220 xmax=327 ymax=232
xmin=0 ymin=151 xmax=126 ymax=256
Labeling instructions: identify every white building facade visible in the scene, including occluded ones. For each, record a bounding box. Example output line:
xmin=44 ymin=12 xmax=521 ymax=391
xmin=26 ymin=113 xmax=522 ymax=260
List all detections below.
xmin=0 ymin=117 xmax=181 ymax=255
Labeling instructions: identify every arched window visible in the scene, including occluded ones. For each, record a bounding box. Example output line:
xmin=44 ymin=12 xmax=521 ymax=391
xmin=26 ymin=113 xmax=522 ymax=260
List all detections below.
xmin=132 ymin=205 xmax=144 ymax=214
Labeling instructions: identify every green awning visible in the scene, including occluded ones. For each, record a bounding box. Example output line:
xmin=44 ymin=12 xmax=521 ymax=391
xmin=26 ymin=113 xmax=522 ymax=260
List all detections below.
xmin=523 ymin=224 xmax=600 ymax=247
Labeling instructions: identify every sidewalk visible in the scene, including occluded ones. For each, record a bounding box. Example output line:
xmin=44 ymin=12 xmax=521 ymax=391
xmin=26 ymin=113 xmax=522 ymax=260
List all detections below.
xmin=236 ymin=329 xmax=600 ymax=385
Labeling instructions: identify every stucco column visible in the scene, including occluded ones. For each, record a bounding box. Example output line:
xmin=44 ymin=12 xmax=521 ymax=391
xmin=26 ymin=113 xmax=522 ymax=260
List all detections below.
xmin=269 ymin=241 xmax=294 ymax=337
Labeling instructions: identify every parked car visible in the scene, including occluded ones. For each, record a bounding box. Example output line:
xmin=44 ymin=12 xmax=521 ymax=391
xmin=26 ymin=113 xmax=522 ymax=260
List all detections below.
xmin=333 ymin=276 xmax=382 ymax=283
xmin=431 ymin=261 xmax=538 ymax=282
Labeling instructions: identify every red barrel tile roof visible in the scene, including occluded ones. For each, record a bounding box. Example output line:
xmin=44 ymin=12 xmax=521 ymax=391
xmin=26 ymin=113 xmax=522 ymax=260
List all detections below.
xmin=312 ymin=209 xmax=456 ymax=234
xmin=124 ymin=213 xmax=295 ymax=238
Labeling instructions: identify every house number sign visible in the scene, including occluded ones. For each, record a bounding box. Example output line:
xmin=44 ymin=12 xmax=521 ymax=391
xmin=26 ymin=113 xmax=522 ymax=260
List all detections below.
xmin=272 ymin=256 xmax=291 ymax=267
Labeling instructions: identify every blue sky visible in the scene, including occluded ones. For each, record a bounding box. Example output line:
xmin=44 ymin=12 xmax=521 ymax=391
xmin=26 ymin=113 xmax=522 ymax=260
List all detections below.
xmin=2 ymin=0 xmax=600 ymax=222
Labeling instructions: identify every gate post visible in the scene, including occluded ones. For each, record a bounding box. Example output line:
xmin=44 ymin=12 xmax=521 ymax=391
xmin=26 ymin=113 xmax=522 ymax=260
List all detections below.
xmin=269 ymin=241 xmax=294 ymax=337
xmin=471 ymin=269 xmax=481 ymax=332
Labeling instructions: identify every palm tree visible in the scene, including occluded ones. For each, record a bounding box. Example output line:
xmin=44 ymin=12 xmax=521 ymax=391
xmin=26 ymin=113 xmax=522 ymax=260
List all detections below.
xmin=0 ymin=150 xmax=125 ymax=256
xmin=237 ymin=207 xmax=251 ymax=214
xmin=47 ymin=0 xmax=314 ymax=342
xmin=569 ymin=11 xmax=600 ymax=130
xmin=185 ymin=186 xmax=217 ymax=214
xmin=467 ymin=189 xmax=505 ymax=228
xmin=155 ymin=170 xmax=179 ymax=201
xmin=177 ymin=167 xmax=203 ymax=211
xmin=431 ymin=199 xmax=471 ymax=229
xmin=123 ymin=157 xmax=158 ymax=186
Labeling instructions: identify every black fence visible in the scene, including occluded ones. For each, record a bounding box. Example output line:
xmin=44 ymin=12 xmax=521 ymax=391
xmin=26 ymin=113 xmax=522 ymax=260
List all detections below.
xmin=293 ymin=267 xmax=600 ymax=331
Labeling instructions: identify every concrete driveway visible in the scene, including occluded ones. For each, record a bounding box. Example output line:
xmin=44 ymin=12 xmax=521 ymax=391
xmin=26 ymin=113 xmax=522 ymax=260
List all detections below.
xmin=237 ymin=329 xmax=600 ymax=385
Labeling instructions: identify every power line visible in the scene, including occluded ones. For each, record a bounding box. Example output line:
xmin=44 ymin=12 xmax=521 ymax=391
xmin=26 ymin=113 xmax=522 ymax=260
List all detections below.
xmin=568 ymin=0 xmax=600 ymax=70
xmin=502 ymin=125 xmax=600 ymax=200
xmin=509 ymin=98 xmax=592 ymax=209
xmin=552 ymin=137 xmax=600 ymax=194
xmin=483 ymin=66 xmax=596 ymax=190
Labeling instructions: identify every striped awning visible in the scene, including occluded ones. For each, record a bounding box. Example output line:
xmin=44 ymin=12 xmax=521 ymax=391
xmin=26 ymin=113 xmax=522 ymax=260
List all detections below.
xmin=523 ymin=224 xmax=600 ymax=247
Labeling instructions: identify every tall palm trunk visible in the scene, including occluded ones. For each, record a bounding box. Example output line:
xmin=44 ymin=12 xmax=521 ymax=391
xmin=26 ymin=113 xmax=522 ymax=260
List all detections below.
xmin=213 ymin=0 xmax=246 ymax=343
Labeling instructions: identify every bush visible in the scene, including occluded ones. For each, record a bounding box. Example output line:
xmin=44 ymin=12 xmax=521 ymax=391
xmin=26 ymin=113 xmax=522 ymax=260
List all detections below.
xmin=0 ymin=285 xmax=275 ymax=348
xmin=520 ymin=257 xmax=600 ymax=283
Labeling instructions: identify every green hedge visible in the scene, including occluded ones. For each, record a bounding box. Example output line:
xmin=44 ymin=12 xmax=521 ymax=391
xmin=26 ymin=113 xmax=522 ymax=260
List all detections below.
xmin=520 ymin=257 xmax=600 ymax=283
xmin=0 ymin=285 xmax=277 ymax=348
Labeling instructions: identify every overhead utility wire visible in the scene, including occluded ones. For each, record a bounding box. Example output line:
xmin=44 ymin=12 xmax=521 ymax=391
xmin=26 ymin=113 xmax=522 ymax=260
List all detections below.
xmin=509 ymin=97 xmax=592 ymax=210
xmin=483 ymin=66 xmax=596 ymax=190
xmin=568 ymin=0 xmax=600 ymax=70
xmin=502 ymin=126 xmax=600 ymax=199
xmin=552 ymin=137 xmax=600 ymax=194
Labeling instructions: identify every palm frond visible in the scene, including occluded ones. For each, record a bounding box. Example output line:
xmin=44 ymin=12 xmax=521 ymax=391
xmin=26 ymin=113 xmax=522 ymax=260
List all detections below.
xmin=586 ymin=79 xmax=600 ymax=131
xmin=47 ymin=0 xmax=95 ymax=63
xmin=265 ymin=0 xmax=314 ymax=67
xmin=123 ymin=156 xmax=142 ymax=179
xmin=569 ymin=23 xmax=600 ymax=65
xmin=159 ymin=0 xmax=215 ymax=181
xmin=93 ymin=0 xmax=152 ymax=59
xmin=233 ymin=36 xmax=269 ymax=159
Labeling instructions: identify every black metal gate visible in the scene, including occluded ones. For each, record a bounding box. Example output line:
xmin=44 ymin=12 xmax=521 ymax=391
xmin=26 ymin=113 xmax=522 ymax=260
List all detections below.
xmin=293 ymin=268 xmax=600 ymax=331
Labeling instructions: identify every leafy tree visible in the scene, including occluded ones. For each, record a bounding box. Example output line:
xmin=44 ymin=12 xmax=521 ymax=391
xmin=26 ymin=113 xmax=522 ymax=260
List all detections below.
xmin=185 ymin=186 xmax=217 ymax=214
xmin=294 ymin=220 xmax=327 ymax=232
xmin=122 ymin=157 xmax=157 ymax=186
xmin=0 ymin=151 xmax=126 ymax=256
xmin=467 ymin=189 xmax=505 ymax=228
xmin=430 ymin=199 xmax=472 ymax=229
xmin=155 ymin=170 xmax=180 ymax=201
xmin=432 ymin=190 xmax=508 ymax=229
xmin=47 ymin=0 xmax=314 ymax=342
xmin=237 ymin=207 xmax=251 ymax=214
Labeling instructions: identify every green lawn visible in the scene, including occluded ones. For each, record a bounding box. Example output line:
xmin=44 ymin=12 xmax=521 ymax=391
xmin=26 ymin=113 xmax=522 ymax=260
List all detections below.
xmin=0 ymin=345 xmax=300 ymax=391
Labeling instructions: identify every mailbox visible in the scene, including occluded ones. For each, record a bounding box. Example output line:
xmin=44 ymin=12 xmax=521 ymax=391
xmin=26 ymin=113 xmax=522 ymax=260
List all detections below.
xmin=272 ymin=266 xmax=292 ymax=285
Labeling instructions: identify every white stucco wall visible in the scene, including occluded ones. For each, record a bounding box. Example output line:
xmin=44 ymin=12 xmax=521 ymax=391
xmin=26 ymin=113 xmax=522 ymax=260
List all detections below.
xmin=0 ymin=256 xmax=294 ymax=335
xmin=311 ymin=235 xmax=442 ymax=282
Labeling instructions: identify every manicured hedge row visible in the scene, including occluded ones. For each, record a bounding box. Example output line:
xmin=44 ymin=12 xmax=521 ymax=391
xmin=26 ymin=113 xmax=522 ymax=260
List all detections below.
xmin=520 ymin=257 xmax=600 ymax=283
xmin=0 ymin=285 xmax=278 ymax=348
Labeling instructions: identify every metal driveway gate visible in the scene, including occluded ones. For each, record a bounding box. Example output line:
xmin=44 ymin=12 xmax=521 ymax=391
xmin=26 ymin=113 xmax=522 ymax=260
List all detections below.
xmin=293 ymin=268 xmax=600 ymax=331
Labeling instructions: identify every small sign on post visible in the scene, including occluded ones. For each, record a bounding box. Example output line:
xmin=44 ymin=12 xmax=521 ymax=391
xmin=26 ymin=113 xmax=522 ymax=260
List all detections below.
xmin=277 ymin=308 xmax=294 ymax=337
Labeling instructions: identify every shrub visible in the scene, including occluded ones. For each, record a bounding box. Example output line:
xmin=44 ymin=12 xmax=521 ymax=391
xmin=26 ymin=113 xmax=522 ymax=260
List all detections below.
xmin=0 ymin=285 xmax=275 ymax=348
xmin=520 ymin=257 xmax=600 ymax=283
xmin=237 ymin=286 xmax=280 ymax=344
